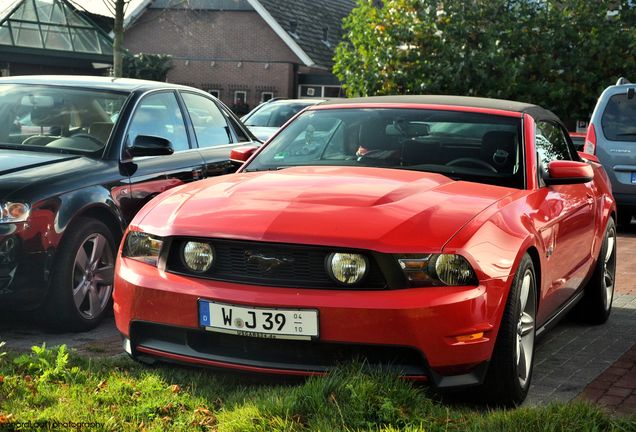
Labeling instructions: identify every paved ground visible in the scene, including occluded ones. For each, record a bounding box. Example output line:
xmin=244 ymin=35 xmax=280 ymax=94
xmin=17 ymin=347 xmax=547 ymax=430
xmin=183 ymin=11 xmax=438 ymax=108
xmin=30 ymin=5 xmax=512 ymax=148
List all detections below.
xmin=1 ymin=229 xmax=635 ymax=413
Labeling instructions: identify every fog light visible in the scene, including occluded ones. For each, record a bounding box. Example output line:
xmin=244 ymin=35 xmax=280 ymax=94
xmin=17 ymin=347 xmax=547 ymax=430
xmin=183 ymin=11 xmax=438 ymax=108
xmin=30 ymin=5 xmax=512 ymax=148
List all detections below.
xmin=182 ymin=241 xmax=214 ymax=273
xmin=326 ymin=252 xmax=368 ymax=285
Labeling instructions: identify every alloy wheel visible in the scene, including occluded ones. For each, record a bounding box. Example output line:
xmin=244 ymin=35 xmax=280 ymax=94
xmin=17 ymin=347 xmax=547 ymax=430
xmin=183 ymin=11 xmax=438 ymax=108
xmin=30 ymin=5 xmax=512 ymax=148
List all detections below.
xmin=71 ymin=233 xmax=114 ymax=320
xmin=603 ymin=225 xmax=617 ymax=310
xmin=516 ymin=269 xmax=536 ymax=388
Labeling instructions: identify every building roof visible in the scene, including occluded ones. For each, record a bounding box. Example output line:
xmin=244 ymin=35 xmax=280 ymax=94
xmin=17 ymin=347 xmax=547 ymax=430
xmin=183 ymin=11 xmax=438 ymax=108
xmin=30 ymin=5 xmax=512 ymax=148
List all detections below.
xmin=124 ymin=0 xmax=356 ymax=69
xmin=249 ymin=0 xmax=356 ymax=69
xmin=0 ymin=0 xmax=113 ymax=61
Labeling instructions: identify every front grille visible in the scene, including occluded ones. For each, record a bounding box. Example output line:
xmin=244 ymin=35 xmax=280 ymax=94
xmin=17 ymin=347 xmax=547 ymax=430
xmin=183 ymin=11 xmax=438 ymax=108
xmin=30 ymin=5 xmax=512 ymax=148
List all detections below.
xmin=131 ymin=321 xmax=429 ymax=376
xmin=166 ymin=238 xmax=388 ymax=289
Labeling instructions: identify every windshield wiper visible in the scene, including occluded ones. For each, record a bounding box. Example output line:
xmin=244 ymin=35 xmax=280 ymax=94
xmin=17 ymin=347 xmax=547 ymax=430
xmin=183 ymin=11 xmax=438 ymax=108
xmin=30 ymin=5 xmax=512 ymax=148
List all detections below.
xmin=616 ymin=133 xmax=636 ymax=137
xmin=243 ymin=166 xmax=289 ymax=173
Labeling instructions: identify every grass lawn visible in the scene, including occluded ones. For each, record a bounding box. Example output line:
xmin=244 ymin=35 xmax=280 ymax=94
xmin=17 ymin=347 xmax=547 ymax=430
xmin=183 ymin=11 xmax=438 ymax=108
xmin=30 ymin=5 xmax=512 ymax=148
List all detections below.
xmin=0 ymin=343 xmax=634 ymax=431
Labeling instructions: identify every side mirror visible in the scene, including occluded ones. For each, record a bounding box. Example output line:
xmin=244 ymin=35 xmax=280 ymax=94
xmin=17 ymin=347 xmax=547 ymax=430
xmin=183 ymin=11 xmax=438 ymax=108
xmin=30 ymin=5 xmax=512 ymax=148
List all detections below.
xmin=544 ymin=160 xmax=593 ymax=185
xmin=230 ymin=145 xmax=259 ymax=163
xmin=126 ymin=135 xmax=174 ymax=158
xmin=578 ymin=151 xmax=599 ymax=163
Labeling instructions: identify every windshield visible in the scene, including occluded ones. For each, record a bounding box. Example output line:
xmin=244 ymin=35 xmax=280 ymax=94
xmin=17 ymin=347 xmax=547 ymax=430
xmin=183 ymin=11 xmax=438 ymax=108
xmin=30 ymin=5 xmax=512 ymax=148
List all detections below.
xmin=244 ymin=101 xmax=317 ymax=127
xmin=245 ymin=108 xmax=525 ymax=188
xmin=0 ymin=84 xmax=128 ymax=155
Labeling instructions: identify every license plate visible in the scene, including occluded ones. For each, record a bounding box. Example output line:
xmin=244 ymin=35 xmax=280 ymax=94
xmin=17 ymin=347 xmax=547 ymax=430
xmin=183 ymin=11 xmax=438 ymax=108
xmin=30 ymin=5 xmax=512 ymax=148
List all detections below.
xmin=631 ymin=172 xmax=636 ymax=183
xmin=198 ymin=300 xmax=319 ymax=340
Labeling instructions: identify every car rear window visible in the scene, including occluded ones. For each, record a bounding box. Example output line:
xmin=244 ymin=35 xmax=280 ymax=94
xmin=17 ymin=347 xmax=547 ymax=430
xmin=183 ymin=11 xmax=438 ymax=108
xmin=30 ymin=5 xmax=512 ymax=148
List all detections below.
xmin=601 ymin=93 xmax=636 ymax=142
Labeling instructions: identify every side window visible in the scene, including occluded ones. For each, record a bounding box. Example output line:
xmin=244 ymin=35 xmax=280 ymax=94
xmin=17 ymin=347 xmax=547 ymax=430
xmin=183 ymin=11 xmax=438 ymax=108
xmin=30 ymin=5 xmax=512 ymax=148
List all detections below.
xmin=225 ymin=112 xmax=252 ymax=142
xmin=128 ymin=92 xmax=190 ymax=152
xmin=535 ymin=121 xmax=572 ymax=169
xmin=181 ymin=92 xmax=232 ymax=147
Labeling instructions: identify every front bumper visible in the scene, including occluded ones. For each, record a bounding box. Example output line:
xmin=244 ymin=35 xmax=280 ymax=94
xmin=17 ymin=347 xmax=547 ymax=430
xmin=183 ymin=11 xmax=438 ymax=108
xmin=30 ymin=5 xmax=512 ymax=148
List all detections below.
xmin=114 ymin=257 xmax=510 ymax=388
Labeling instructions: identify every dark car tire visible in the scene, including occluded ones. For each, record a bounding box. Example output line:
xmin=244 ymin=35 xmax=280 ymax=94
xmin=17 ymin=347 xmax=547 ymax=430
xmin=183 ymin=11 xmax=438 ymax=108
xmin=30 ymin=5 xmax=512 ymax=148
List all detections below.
xmin=43 ymin=218 xmax=116 ymax=331
xmin=572 ymin=218 xmax=616 ymax=325
xmin=481 ymin=253 xmax=536 ymax=407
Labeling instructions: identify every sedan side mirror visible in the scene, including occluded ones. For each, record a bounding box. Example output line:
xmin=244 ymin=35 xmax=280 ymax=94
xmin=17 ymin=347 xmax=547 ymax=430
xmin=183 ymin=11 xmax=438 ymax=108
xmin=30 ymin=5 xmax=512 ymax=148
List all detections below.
xmin=126 ymin=135 xmax=174 ymax=158
xmin=544 ymin=160 xmax=593 ymax=185
xmin=230 ymin=145 xmax=259 ymax=163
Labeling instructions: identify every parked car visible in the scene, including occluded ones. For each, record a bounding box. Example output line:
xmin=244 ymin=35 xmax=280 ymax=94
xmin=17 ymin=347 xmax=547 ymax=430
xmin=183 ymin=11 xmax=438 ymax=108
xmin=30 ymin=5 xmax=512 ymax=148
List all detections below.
xmin=569 ymin=131 xmax=586 ymax=151
xmin=0 ymin=75 xmax=257 ymax=331
xmin=114 ymin=95 xmax=616 ymax=406
xmin=584 ymin=77 xmax=636 ymax=225
xmin=241 ymin=99 xmax=325 ymax=141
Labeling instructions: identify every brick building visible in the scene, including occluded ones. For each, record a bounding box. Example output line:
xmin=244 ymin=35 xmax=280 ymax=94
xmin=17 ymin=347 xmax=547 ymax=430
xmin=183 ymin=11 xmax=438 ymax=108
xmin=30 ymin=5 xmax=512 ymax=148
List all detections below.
xmin=124 ymin=0 xmax=355 ymax=112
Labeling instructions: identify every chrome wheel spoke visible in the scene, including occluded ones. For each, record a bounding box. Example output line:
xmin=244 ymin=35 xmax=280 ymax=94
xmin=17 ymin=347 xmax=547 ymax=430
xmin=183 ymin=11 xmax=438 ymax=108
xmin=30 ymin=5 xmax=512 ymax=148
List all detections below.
xmin=94 ymin=264 xmax=114 ymax=285
xmin=89 ymin=235 xmax=106 ymax=267
xmin=87 ymin=284 xmax=100 ymax=318
xmin=520 ymin=274 xmax=531 ymax=313
xmin=520 ymin=312 xmax=534 ymax=336
xmin=75 ymin=246 xmax=90 ymax=273
xmin=517 ymin=342 xmax=528 ymax=381
xmin=605 ymin=235 xmax=615 ymax=264
xmin=73 ymin=282 xmax=88 ymax=309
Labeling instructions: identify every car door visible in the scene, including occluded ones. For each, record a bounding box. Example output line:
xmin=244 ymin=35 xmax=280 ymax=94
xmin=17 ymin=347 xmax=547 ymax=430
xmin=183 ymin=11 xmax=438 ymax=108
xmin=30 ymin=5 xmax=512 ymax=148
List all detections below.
xmin=179 ymin=91 xmax=253 ymax=177
xmin=121 ymin=90 xmax=205 ymax=222
xmin=533 ymin=120 xmax=597 ymax=323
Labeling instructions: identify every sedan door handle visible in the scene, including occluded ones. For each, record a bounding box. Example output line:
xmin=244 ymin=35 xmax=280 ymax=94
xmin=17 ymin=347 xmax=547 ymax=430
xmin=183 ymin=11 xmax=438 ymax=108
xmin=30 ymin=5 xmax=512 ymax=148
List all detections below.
xmin=193 ymin=168 xmax=203 ymax=180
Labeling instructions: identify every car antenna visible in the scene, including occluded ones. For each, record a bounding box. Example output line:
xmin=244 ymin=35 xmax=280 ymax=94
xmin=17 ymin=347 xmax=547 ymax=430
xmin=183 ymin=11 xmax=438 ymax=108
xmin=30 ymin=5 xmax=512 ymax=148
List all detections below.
xmin=616 ymin=77 xmax=631 ymax=85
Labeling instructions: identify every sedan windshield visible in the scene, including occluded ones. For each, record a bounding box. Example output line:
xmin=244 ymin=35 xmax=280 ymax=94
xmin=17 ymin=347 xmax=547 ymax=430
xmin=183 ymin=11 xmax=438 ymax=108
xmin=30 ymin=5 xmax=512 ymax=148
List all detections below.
xmin=0 ymin=84 xmax=128 ymax=155
xmin=244 ymin=101 xmax=318 ymax=127
xmin=245 ymin=108 xmax=525 ymax=188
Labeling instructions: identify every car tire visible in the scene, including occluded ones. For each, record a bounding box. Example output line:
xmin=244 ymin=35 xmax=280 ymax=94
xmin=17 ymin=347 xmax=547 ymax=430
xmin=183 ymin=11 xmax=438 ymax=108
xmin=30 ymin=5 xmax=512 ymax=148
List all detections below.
xmin=43 ymin=218 xmax=116 ymax=331
xmin=572 ymin=218 xmax=616 ymax=325
xmin=481 ymin=253 xmax=536 ymax=407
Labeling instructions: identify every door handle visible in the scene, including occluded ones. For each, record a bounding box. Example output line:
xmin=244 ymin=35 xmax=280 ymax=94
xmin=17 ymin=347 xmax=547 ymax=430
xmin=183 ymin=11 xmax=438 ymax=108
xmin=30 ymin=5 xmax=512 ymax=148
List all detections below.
xmin=192 ymin=168 xmax=203 ymax=180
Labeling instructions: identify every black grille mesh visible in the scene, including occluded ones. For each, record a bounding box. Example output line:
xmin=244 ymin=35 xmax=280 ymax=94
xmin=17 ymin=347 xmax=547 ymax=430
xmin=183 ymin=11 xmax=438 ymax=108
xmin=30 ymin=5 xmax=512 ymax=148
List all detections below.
xmin=166 ymin=238 xmax=387 ymax=289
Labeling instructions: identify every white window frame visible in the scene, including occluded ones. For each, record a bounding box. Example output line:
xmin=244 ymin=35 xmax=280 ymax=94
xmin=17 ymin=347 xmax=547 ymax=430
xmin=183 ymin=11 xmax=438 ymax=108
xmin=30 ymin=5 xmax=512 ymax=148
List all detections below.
xmin=234 ymin=90 xmax=247 ymax=103
xmin=207 ymin=89 xmax=221 ymax=98
xmin=261 ymin=91 xmax=274 ymax=102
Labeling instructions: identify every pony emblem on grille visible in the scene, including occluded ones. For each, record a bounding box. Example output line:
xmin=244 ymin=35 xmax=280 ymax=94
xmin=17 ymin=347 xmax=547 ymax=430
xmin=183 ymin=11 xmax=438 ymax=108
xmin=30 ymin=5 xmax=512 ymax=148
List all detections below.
xmin=245 ymin=250 xmax=295 ymax=273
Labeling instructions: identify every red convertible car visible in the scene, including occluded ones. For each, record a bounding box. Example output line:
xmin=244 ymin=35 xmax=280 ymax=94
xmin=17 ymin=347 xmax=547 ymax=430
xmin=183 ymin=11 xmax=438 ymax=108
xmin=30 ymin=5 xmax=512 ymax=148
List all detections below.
xmin=114 ymin=96 xmax=616 ymax=405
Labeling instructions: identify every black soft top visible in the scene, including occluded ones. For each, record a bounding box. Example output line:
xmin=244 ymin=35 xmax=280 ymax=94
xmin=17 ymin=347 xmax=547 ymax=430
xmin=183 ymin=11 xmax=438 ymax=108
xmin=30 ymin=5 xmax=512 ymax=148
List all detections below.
xmin=319 ymin=95 xmax=561 ymax=122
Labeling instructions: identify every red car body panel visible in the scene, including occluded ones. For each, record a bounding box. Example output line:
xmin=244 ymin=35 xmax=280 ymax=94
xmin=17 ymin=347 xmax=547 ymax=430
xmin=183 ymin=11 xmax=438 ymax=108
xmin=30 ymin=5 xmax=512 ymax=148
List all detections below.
xmin=113 ymin=101 xmax=616 ymax=385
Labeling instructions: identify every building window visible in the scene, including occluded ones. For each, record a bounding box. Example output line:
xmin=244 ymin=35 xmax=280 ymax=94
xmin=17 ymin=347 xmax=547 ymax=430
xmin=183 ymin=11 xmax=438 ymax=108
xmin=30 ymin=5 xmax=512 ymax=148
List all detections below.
xmin=298 ymin=85 xmax=342 ymax=98
xmin=261 ymin=92 xmax=274 ymax=102
xmin=208 ymin=89 xmax=221 ymax=98
xmin=234 ymin=90 xmax=247 ymax=104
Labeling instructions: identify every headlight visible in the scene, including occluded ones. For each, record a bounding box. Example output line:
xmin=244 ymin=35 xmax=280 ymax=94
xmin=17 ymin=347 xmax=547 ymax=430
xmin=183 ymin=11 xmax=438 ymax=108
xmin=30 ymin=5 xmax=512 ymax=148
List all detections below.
xmin=181 ymin=241 xmax=214 ymax=273
xmin=326 ymin=252 xmax=368 ymax=285
xmin=0 ymin=202 xmax=30 ymax=223
xmin=123 ymin=231 xmax=164 ymax=266
xmin=397 ymin=254 xmax=477 ymax=286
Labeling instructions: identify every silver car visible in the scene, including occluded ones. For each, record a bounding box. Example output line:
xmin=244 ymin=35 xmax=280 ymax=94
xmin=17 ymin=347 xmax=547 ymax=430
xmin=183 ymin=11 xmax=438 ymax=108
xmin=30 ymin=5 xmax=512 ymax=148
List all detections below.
xmin=586 ymin=77 xmax=636 ymax=225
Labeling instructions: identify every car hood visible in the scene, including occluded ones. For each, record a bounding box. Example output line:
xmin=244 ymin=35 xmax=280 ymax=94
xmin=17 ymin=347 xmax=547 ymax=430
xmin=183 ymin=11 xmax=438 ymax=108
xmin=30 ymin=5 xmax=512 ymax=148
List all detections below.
xmin=0 ymin=148 xmax=88 ymax=199
xmin=137 ymin=166 xmax=514 ymax=252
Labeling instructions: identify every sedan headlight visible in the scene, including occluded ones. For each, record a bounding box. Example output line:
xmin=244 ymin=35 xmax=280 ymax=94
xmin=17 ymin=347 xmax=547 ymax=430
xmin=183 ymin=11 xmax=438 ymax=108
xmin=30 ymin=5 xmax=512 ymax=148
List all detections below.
xmin=123 ymin=231 xmax=164 ymax=266
xmin=0 ymin=202 xmax=30 ymax=223
xmin=181 ymin=241 xmax=215 ymax=273
xmin=397 ymin=254 xmax=477 ymax=286
xmin=326 ymin=252 xmax=368 ymax=285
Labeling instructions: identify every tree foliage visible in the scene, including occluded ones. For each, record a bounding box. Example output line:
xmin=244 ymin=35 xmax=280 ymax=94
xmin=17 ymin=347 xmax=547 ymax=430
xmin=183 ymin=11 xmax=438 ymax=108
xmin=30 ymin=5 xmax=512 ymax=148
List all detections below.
xmin=122 ymin=53 xmax=173 ymax=81
xmin=334 ymin=0 xmax=636 ymax=123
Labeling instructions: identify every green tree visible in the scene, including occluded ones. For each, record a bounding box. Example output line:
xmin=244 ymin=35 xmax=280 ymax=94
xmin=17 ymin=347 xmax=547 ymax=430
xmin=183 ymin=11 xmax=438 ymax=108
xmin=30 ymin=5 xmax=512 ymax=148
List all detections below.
xmin=122 ymin=53 xmax=173 ymax=81
xmin=334 ymin=0 xmax=636 ymax=123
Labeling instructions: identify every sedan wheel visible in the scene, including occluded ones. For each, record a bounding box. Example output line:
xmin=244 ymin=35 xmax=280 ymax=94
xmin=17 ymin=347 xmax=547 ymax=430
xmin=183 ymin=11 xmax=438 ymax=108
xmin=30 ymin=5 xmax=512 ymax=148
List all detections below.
xmin=44 ymin=218 xmax=116 ymax=331
xmin=480 ymin=253 xmax=536 ymax=406
xmin=71 ymin=233 xmax=114 ymax=320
